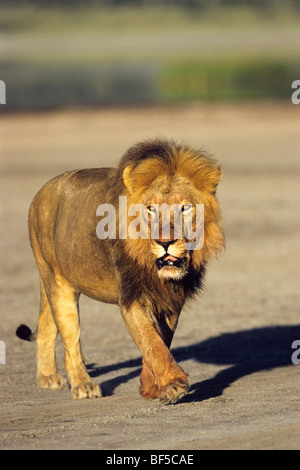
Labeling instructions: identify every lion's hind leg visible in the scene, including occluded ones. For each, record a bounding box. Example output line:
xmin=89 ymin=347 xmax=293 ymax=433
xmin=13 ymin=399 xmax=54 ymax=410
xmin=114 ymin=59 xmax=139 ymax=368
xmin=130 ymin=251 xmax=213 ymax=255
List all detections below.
xmin=42 ymin=271 xmax=101 ymax=399
xmin=36 ymin=277 xmax=68 ymax=391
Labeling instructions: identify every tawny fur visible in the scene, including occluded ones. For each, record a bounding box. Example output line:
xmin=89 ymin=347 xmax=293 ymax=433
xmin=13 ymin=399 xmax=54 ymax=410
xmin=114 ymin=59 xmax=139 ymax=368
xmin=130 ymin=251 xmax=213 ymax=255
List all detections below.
xmin=17 ymin=139 xmax=224 ymax=404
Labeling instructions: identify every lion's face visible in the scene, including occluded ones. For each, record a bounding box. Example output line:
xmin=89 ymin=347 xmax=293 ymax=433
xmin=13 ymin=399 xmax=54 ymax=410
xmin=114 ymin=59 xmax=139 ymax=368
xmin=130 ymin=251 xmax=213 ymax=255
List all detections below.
xmin=138 ymin=174 xmax=202 ymax=281
xmin=121 ymin=145 xmax=224 ymax=282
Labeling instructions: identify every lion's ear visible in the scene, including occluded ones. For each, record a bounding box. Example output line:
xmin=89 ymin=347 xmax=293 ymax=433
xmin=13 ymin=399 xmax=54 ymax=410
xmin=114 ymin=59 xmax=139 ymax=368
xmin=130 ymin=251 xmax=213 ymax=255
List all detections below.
xmin=192 ymin=161 xmax=222 ymax=195
xmin=123 ymin=165 xmax=134 ymax=193
xmin=123 ymin=160 xmax=162 ymax=194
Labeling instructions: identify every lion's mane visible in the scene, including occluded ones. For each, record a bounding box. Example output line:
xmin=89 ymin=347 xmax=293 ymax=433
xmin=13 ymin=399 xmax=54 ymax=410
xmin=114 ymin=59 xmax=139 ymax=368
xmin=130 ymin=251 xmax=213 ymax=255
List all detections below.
xmin=112 ymin=139 xmax=224 ymax=313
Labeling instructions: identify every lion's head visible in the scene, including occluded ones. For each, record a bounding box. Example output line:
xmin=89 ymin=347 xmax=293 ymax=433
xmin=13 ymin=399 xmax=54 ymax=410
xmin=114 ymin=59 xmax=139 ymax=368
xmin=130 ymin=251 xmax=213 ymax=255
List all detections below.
xmin=115 ymin=139 xmax=224 ymax=284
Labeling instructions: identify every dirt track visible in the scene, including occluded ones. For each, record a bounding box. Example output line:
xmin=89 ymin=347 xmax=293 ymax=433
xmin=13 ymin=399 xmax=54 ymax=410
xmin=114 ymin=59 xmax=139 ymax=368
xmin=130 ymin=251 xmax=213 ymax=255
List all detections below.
xmin=0 ymin=102 xmax=299 ymax=450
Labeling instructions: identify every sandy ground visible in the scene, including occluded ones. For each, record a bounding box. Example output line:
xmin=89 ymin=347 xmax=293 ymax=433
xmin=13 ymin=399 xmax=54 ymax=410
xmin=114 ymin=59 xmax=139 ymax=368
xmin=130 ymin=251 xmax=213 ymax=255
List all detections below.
xmin=0 ymin=102 xmax=299 ymax=450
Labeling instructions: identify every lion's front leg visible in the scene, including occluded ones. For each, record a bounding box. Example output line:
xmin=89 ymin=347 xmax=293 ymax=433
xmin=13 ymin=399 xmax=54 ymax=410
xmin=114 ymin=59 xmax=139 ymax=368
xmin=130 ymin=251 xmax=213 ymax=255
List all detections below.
xmin=122 ymin=301 xmax=189 ymax=404
xmin=139 ymin=359 xmax=160 ymax=399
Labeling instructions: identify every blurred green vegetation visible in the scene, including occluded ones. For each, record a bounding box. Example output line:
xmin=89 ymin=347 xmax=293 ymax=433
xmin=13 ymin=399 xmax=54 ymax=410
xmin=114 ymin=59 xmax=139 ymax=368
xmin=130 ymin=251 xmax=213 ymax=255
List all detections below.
xmin=162 ymin=59 xmax=295 ymax=102
xmin=0 ymin=4 xmax=299 ymax=110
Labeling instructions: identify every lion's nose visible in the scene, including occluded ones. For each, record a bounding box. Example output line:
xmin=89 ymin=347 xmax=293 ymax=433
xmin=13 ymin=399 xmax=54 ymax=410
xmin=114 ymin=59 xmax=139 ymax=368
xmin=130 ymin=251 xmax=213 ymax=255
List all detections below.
xmin=155 ymin=239 xmax=177 ymax=251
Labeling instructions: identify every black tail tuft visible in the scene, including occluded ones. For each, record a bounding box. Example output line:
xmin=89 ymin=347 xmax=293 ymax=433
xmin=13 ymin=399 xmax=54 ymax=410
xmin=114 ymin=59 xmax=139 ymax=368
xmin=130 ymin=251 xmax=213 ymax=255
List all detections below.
xmin=16 ymin=324 xmax=34 ymax=341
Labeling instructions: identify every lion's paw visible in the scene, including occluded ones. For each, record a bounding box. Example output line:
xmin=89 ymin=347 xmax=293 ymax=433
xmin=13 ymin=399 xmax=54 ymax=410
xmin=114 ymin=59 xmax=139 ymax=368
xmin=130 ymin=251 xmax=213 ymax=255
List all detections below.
xmin=38 ymin=373 xmax=69 ymax=391
xmin=160 ymin=378 xmax=189 ymax=405
xmin=140 ymin=383 xmax=160 ymax=400
xmin=72 ymin=381 xmax=102 ymax=399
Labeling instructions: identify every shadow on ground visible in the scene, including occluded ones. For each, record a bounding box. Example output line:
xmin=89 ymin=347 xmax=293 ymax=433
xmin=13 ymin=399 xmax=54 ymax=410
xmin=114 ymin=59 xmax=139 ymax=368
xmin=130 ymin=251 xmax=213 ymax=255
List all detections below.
xmin=87 ymin=325 xmax=300 ymax=402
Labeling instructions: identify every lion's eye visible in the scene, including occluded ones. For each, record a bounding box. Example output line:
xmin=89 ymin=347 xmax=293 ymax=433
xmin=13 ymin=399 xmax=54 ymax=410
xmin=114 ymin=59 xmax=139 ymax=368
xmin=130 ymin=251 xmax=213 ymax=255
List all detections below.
xmin=182 ymin=204 xmax=192 ymax=213
xmin=147 ymin=205 xmax=157 ymax=215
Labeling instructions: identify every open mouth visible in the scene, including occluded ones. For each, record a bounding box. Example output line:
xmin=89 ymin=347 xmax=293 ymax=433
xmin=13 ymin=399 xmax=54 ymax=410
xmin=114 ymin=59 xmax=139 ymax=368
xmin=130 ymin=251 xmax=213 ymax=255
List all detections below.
xmin=156 ymin=254 xmax=186 ymax=271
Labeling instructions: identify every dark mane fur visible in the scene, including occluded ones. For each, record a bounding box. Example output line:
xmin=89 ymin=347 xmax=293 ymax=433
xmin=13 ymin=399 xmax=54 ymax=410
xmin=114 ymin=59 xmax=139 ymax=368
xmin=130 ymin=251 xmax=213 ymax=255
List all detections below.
xmin=115 ymin=244 xmax=206 ymax=314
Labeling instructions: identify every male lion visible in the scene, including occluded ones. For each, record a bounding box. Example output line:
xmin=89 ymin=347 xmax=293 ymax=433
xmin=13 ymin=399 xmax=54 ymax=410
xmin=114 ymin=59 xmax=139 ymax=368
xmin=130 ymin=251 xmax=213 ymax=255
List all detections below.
xmin=17 ymin=139 xmax=224 ymax=404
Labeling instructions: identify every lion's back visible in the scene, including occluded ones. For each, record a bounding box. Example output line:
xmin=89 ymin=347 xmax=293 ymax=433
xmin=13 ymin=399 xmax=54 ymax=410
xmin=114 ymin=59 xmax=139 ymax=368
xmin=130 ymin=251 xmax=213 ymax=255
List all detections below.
xmin=28 ymin=167 xmax=120 ymax=302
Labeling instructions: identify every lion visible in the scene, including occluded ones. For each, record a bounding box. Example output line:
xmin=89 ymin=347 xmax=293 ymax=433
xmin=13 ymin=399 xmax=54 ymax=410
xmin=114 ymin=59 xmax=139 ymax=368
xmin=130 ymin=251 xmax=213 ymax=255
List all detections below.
xmin=16 ymin=138 xmax=224 ymax=404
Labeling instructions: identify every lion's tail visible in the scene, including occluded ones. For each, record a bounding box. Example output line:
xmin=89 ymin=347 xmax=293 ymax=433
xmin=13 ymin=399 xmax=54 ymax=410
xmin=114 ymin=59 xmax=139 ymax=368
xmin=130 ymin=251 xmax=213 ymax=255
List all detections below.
xmin=16 ymin=324 xmax=38 ymax=342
